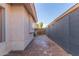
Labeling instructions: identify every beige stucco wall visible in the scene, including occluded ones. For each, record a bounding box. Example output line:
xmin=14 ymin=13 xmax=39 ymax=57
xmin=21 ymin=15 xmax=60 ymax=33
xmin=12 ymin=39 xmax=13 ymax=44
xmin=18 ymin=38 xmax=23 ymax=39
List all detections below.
xmin=0 ymin=4 xmax=36 ymax=55
xmin=0 ymin=3 xmax=12 ymax=55
xmin=9 ymin=4 xmax=25 ymax=50
xmin=8 ymin=4 xmax=35 ymax=50
xmin=24 ymin=14 xmax=35 ymax=47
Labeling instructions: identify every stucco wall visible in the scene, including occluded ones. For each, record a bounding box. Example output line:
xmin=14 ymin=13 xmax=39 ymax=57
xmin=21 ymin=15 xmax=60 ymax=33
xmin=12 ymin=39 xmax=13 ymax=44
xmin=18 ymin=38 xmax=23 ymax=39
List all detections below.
xmin=23 ymin=7 xmax=34 ymax=48
xmin=0 ymin=4 xmax=12 ymax=55
xmin=9 ymin=5 xmax=25 ymax=50
xmin=0 ymin=4 xmax=35 ymax=55
xmin=9 ymin=4 xmax=35 ymax=50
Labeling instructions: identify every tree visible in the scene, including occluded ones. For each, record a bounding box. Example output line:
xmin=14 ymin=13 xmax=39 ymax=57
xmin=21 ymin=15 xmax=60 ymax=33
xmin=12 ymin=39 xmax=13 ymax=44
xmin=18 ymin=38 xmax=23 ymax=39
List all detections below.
xmin=36 ymin=23 xmax=39 ymax=29
xmin=39 ymin=22 xmax=43 ymax=29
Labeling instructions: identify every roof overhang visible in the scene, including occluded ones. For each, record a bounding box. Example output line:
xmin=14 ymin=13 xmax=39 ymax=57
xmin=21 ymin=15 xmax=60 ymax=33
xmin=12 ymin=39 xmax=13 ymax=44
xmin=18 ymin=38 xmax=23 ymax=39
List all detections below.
xmin=9 ymin=3 xmax=38 ymax=22
xmin=24 ymin=3 xmax=38 ymax=22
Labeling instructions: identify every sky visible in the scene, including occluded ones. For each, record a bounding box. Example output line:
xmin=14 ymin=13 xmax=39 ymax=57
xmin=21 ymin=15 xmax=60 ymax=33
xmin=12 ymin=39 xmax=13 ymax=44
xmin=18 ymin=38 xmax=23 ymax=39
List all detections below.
xmin=35 ymin=3 xmax=75 ymax=27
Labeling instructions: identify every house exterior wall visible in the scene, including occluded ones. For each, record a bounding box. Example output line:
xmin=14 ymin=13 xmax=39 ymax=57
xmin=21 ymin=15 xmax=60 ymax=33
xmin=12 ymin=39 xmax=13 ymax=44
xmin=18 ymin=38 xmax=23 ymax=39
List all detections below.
xmin=0 ymin=4 xmax=12 ymax=55
xmin=24 ymin=14 xmax=34 ymax=47
xmin=0 ymin=8 xmax=2 ymax=42
xmin=9 ymin=4 xmax=27 ymax=50
xmin=0 ymin=3 xmax=37 ymax=55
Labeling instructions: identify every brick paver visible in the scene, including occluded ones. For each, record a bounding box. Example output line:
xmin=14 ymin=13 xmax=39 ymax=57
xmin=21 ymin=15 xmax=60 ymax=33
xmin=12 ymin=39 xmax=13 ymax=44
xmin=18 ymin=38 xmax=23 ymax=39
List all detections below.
xmin=6 ymin=35 xmax=71 ymax=56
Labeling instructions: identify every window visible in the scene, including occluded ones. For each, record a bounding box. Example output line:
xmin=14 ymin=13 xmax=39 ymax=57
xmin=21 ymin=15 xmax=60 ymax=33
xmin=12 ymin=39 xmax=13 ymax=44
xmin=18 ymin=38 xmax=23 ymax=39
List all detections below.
xmin=0 ymin=6 xmax=5 ymax=42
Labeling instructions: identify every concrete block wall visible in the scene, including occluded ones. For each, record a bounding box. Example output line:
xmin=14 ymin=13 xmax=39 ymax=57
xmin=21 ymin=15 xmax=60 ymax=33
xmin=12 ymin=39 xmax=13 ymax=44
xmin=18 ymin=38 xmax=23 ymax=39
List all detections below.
xmin=46 ymin=8 xmax=79 ymax=55
xmin=69 ymin=8 xmax=79 ymax=55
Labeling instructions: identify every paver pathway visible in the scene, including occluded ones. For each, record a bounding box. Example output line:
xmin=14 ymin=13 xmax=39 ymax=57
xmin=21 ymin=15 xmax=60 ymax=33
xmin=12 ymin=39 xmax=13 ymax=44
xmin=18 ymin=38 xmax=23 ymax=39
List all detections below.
xmin=6 ymin=35 xmax=71 ymax=56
